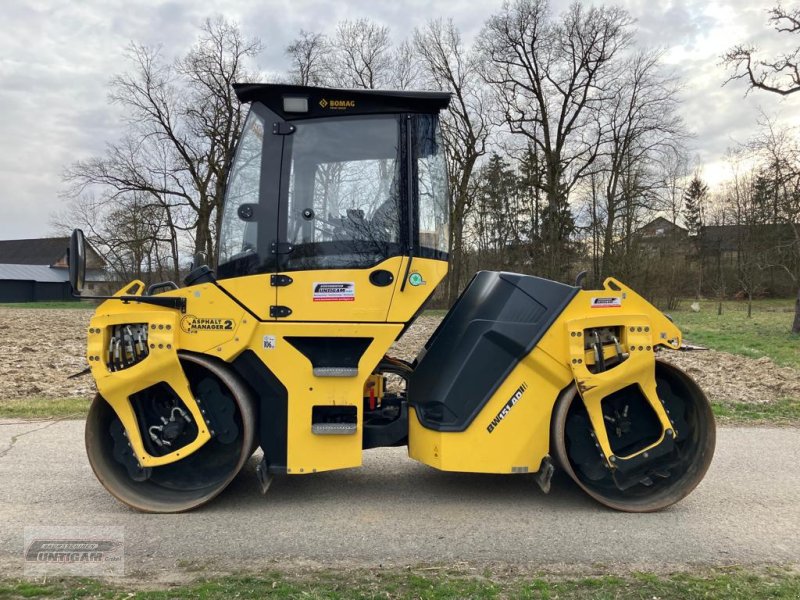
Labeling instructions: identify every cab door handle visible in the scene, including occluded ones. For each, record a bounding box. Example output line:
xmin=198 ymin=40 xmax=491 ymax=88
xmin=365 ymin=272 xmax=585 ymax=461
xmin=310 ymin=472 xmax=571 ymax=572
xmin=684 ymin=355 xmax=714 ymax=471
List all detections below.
xmin=369 ymin=270 xmax=394 ymax=287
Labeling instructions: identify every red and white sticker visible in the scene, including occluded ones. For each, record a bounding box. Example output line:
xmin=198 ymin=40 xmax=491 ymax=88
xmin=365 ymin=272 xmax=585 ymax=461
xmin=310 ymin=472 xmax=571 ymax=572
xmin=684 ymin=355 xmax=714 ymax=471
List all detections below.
xmin=591 ymin=296 xmax=622 ymax=308
xmin=313 ymin=282 xmax=355 ymax=302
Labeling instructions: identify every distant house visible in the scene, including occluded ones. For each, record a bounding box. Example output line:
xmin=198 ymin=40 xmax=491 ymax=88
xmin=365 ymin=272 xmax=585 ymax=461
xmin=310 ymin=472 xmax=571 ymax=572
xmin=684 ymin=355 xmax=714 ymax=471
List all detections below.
xmin=699 ymin=223 xmax=798 ymax=261
xmin=0 ymin=237 xmax=106 ymax=302
xmin=635 ymin=217 xmax=689 ymax=259
xmin=637 ymin=216 xmax=688 ymax=241
xmin=637 ymin=217 xmax=796 ymax=261
xmin=635 ymin=218 xmax=798 ymax=295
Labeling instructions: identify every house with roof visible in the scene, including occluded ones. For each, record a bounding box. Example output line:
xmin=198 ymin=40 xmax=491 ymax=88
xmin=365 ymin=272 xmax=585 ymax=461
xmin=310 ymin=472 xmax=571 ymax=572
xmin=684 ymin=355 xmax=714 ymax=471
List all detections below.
xmin=636 ymin=217 xmax=798 ymax=296
xmin=637 ymin=216 xmax=688 ymax=241
xmin=0 ymin=237 xmax=106 ymax=302
xmin=637 ymin=217 xmax=796 ymax=262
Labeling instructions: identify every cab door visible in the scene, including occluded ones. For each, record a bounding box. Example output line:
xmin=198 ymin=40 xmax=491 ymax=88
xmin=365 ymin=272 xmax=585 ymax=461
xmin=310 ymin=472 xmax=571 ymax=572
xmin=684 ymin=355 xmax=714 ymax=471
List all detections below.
xmin=274 ymin=114 xmax=407 ymax=322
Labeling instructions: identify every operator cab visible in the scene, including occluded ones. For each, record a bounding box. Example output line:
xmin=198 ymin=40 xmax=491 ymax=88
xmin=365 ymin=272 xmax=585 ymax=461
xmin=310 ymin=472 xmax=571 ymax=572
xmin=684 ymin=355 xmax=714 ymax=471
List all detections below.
xmin=217 ymin=84 xmax=451 ymax=281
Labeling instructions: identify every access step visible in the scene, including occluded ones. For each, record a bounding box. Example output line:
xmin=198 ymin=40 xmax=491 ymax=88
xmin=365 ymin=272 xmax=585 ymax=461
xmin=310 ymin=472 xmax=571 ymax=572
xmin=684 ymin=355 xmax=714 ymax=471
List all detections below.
xmin=313 ymin=367 xmax=358 ymax=377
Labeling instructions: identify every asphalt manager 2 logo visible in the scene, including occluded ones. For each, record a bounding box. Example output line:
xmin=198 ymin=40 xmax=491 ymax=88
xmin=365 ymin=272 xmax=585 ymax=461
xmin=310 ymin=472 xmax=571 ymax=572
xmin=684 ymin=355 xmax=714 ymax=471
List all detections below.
xmin=486 ymin=382 xmax=529 ymax=433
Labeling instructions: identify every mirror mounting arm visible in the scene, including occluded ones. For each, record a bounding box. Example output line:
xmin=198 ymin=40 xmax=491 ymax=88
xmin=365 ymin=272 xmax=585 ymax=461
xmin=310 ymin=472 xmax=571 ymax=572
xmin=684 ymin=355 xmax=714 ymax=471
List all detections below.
xmin=72 ymin=293 xmax=187 ymax=313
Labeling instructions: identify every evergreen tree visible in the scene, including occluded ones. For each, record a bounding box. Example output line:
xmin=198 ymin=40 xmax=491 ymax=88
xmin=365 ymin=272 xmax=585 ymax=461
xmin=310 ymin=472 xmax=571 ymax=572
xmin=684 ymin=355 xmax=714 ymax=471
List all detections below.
xmin=517 ymin=144 xmax=546 ymax=245
xmin=683 ymin=174 xmax=709 ymax=297
xmin=683 ymin=175 xmax=708 ymax=237
xmin=473 ymin=153 xmax=526 ymax=268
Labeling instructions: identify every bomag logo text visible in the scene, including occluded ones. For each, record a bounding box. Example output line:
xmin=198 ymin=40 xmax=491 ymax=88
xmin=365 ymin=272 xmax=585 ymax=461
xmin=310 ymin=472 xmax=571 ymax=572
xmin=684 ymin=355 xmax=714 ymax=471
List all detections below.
xmin=321 ymin=99 xmax=356 ymax=110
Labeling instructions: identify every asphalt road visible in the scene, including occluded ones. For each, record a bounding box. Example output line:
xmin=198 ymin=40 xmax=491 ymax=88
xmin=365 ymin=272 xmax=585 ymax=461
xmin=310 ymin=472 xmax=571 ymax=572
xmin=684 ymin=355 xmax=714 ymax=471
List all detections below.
xmin=1 ymin=419 xmax=799 ymax=576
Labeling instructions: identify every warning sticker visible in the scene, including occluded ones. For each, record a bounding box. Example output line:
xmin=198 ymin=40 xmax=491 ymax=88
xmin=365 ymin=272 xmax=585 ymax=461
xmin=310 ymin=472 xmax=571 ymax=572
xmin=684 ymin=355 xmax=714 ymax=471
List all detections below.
xmin=591 ymin=297 xmax=622 ymax=308
xmin=313 ymin=282 xmax=355 ymax=302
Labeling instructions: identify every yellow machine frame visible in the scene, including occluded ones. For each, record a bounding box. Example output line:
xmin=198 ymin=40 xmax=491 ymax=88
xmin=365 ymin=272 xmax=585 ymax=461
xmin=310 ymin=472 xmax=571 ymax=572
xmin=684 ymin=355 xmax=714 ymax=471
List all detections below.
xmin=88 ymin=258 xmax=679 ymax=477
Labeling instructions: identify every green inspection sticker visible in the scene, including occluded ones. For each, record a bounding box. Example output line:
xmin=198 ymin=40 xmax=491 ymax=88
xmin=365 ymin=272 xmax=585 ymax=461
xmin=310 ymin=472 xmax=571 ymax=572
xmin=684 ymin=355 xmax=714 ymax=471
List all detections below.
xmin=408 ymin=272 xmax=426 ymax=286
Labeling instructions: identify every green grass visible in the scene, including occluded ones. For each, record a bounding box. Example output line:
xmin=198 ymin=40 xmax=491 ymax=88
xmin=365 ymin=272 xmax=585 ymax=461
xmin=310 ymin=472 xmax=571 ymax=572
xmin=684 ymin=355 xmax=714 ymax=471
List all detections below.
xmin=0 ymin=396 xmax=90 ymax=419
xmin=712 ymin=397 xmax=800 ymax=425
xmin=0 ymin=301 xmax=96 ymax=309
xmin=1 ymin=567 xmax=799 ymax=599
xmin=668 ymin=299 xmax=799 ymax=368
xmin=3 ymin=396 xmax=796 ymax=425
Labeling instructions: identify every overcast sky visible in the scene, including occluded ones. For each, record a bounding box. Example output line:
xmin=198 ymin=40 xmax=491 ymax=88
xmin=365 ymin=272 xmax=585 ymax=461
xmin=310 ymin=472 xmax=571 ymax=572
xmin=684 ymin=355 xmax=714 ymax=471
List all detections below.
xmin=0 ymin=0 xmax=796 ymax=240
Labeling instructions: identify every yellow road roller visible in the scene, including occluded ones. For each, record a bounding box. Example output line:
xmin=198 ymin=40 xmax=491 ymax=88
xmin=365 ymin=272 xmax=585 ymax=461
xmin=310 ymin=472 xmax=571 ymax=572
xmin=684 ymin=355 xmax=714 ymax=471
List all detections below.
xmin=68 ymin=84 xmax=715 ymax=513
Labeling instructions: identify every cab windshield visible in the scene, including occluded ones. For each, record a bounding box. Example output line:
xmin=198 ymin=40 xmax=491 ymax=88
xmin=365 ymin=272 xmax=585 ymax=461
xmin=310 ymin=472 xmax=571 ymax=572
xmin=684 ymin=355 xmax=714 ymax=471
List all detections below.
xmin=217 ymin=110 xmax=448 ymax=277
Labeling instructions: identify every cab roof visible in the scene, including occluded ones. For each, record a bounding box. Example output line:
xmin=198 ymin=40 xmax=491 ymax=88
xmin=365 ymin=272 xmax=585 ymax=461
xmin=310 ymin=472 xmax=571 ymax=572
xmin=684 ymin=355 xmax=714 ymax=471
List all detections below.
xmin=233 ymin=83 xmax=451 ymax=120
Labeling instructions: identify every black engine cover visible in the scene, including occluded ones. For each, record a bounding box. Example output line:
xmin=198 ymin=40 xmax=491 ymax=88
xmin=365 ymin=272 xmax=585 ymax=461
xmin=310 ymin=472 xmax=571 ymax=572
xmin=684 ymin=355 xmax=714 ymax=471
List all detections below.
xmin=408 ymin=271 xmax=577 ymax=432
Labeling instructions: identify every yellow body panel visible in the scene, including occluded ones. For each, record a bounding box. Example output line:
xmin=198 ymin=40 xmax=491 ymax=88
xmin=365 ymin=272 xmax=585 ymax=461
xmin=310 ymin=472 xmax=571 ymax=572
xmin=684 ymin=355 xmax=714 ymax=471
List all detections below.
xmin=386 ymin=258 xmax=449 ymax=323
xmin=212 ymin=273 xmax=277 ymax=322
xmin=251 ymin=322 xmax=402 ymax=473
xmin=213 ymin=257 xmax=446 ymax=323
xmin=276 ymin=257 xmax=404 ymax=322
xmin=407 ymin=277 xmax=683 ymax=473
xmin=85 ymin=259 xmax=443 ymax=472
xmin=408 ymin=346 xmax=571 ymax=473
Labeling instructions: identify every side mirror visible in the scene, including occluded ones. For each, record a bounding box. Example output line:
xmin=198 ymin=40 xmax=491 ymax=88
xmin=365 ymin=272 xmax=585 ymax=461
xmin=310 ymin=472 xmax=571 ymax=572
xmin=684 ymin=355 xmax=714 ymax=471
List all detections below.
xmin=68 ymin=229 xmax=86 ymax=295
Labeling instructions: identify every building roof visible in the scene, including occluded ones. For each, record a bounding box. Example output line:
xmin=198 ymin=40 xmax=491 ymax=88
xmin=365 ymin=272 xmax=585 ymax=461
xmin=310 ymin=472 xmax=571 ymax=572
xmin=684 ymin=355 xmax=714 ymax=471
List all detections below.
xmin=700 ymin=223 xmax=797 ymax=252
xmin=0 ymin=264 xmax=69 ymax=283
xmin=0 ymin=237 xmax=105 ymax=268
xmin=637 ymin=217 xmax=688 ymax=237
xmin=636 ymin=219 xmax=797 ymax=252
xmin=0 ymin=237 xmax=72 ymax=266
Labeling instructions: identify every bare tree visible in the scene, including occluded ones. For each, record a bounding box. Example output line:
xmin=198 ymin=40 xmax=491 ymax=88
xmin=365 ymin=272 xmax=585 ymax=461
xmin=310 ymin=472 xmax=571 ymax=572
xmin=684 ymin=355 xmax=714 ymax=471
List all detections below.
xmin=52 ymin=192 xmax=177 ymax=287
xmin=478 ymin=0 xmax=634 ymax=279
xmin=327 ymin=19 xmax=394 ymax=89
xmin=723 ymin=4 xmax=800 ymax=95
xmin=726 ymin=167 xmax=768 ymax=317
xmin=414 ymin=18 xmax=491 ymax=304
xmin=64 ymin=18 xmax=260 ymax=269
xmin=748 ymin=118 xmax=800 ymax=332
xmin=393 ymin=39 xmax=421 ymax=90
xmin=285 ymin=30 xmax=329 ymax=86
xmin=596 ymin=50 xmax=685 ymax=280
xmin=722 ymin=7 xmax=800 ymax=331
